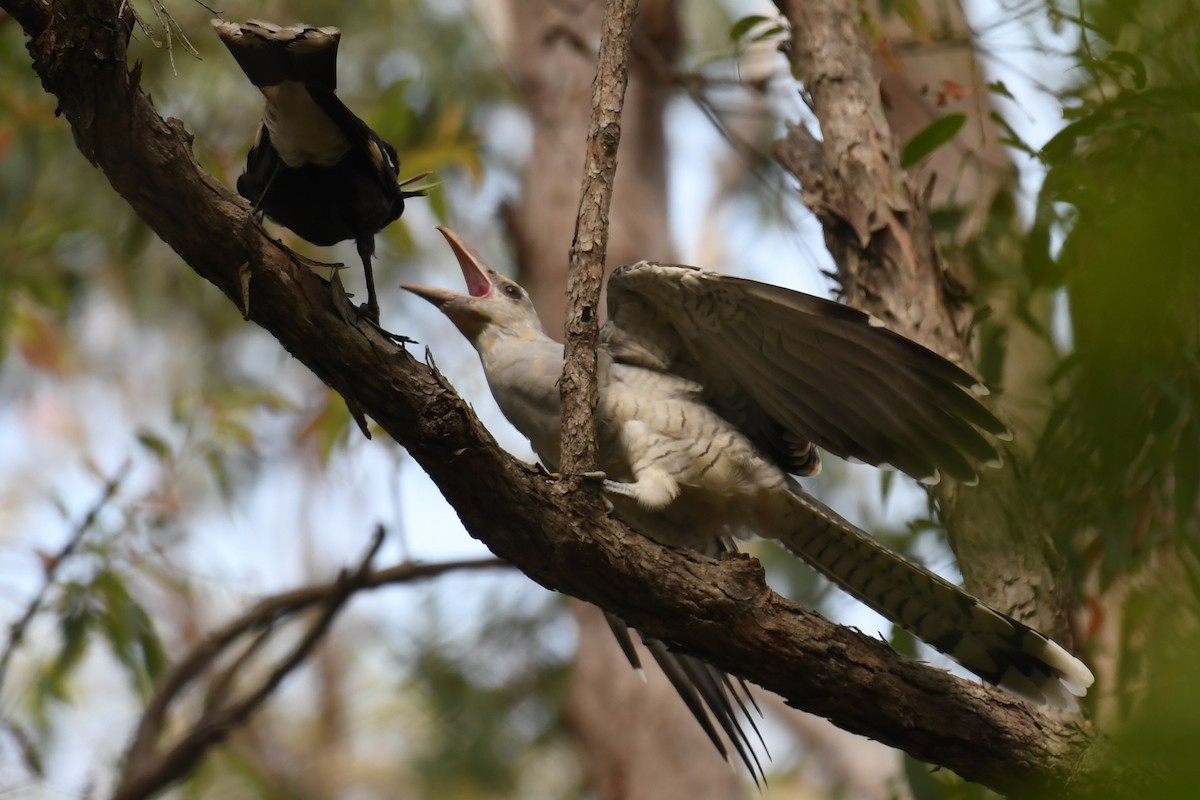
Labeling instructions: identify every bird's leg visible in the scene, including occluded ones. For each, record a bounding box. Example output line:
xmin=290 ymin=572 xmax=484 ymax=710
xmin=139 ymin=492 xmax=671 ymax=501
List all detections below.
xmin=347 ymin=237 xmax=413 ymax=344
xmin=527 ymin=458 xmax=607 ymax=482
xmin=355 ymin=235 xmax=381 ymax=324
xmin=251 ymin=160 xmax=283 ymax=218
xmin=606 ymin=423 xmax=682 ymax=510
xmin=533 ymin=467 xmax=614 ymax=510
xmin=600 ymin=473 xmax=679 ymax=511
xmin=578 ymin=470 xmax=616 ymax=513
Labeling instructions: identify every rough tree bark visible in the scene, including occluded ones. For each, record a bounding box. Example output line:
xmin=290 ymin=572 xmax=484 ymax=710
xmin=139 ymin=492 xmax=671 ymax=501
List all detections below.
xmin=1 ymin=0 xmax=1107 ymax=795
xmin=873 ymin=0 xmax=1073 ymax=641
xmin=772 ymin=0 xmax=1079 ymax=646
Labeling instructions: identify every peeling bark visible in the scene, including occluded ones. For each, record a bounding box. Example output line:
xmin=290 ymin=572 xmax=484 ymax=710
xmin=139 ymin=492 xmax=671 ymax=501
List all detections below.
xmin=772 ymin=0 xmax=1078 ymax=645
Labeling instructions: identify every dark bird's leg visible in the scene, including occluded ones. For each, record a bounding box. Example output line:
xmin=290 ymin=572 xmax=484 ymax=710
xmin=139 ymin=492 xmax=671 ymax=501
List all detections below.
xmin=355 ymin=234 xmax=380 ymax=324
xmin=350 ymin=236 xmax=411 ymax=343
xmin=251 ymin=160 xmax=283 ymax=218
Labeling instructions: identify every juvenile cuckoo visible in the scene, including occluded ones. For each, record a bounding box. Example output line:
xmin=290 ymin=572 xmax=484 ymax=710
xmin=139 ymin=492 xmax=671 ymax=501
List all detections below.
xmin=406 ymin=228 xmax=1094 ymax=774
xmin=213 ymin=19 xmax=423 ymax=323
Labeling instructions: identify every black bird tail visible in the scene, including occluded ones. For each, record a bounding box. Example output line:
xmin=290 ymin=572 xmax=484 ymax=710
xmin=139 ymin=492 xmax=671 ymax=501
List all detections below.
xmin=602 ymin=612 xmax=768 ymax=787
xmin=211 ymin=19 xmax=340 ymax=92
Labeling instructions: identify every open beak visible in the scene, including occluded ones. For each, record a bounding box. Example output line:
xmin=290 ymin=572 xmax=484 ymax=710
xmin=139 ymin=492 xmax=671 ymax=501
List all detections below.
xmin=403 ymin=227 xmax=495 ymax=337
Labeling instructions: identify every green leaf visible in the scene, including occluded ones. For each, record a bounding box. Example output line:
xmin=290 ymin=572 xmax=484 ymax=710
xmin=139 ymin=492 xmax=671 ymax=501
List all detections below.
xmin=879 ymin=469 xmax=895 ymax=504
xmin=900 ymin=113 xmax=967 ymax=168
xmin=136 ymin=429 xmax=171 ymax=459
xmin=1106 ymin=50 xmax=1147 ymax=90
xmin=729 ymin=14 xmax=771 ymax=43
xmin=1041 ymin=112 xmax=1107 ymax=162
xmin=989 ymin=111 xmax=1035 ymax=155
xmin=91 ymin=570 xmax=167 ymax=694
xmin=204 ymin=446 xmax=233 ymax=502
xmin=890 ymin=621 xmax=918 ymax=658
xmin=987 ymin=80 xmax=1015 ymax=100
xmin=905 ymin=517 xmax=942 ymax=535
xmin=890 ymin=0 xmax=932 ymax=40
xmin=4 ymin=721 xmax=45 ymax=777
xmin=37 ymin=582 xmax=96 ymax=711
xmin=747 ymin=24 xmax=785 ymax=44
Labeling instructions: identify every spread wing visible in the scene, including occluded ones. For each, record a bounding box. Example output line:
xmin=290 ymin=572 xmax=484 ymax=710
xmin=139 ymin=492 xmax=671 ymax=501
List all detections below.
xmin=602 ymin=262 xmax=1009 ymax=484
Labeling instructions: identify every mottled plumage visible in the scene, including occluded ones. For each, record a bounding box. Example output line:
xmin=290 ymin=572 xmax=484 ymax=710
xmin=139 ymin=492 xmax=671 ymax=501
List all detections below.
xmin=406 ymin=228 xmax=1094 ymax=778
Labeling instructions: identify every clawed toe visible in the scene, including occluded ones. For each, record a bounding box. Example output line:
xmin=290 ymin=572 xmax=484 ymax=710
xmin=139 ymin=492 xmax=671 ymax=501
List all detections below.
xmin=361 ymin=312 xmax=415 ymax=344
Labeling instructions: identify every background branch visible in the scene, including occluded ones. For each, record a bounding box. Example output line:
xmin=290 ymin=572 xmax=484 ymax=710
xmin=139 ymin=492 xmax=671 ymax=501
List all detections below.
xmin=115 ymin=529 xmax=506 ymax=799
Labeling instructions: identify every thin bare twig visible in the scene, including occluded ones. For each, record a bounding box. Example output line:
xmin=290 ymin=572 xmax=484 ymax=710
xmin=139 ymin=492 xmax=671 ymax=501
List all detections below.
xmin=112 ymin=538 xmax=506 ymax=800
xmin=559 ymin=0 xmax=640 ymax=480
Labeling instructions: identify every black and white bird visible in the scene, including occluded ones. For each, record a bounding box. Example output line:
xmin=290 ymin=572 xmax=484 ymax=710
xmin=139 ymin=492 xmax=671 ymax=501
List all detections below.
xmin=406 ymin=228 xmax=1095 ymax=779
xmin=213 ymin=19 xmax=422 ymax=322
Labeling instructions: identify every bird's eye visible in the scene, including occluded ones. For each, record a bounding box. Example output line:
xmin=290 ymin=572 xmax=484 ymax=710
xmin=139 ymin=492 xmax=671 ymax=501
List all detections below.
xmin=503 ymin=284 xmax=523 ymax=300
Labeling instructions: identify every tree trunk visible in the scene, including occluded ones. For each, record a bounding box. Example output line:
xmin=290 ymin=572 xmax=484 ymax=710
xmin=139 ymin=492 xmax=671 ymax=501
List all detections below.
xmin=773 ymin=0 xmax=1079 ymax=645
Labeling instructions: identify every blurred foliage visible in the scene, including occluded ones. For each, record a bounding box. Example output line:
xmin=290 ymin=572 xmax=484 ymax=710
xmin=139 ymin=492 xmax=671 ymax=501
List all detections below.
xmin=819 ymin=0 xmax=1200 ymax=793
xmin=945 ymin=0 xmax=1200 ymax=789
xmin=5 ymin=0 xmax=1200 ymax=796
xmin=402 ymin=593 xmax=581 ymax=799
xmin=901 ymin=113 xmax=969 ymax=169
xmin=1025 ymin=0 xmax=1200 ymax=731
xmin=3 ymin=469 xmax=169 ymax=778
xmin=0 ymin=0 xmax=506 ymax=794
xmin=31 ymin=568 xmax=168 ymax=723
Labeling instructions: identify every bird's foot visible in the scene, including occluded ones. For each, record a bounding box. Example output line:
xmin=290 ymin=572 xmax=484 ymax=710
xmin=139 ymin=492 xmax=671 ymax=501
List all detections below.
xmin=535 ymin=468 xmax=614 ymax=510
xmin=360 ymin=310 xmax=415 ymax=345
xmin=361 ymin=300 xmax=380 ymax=326
xmin=601 ymin=479 xmax=638 ymax=499
xmin=601 ymin=473 xmax=678 ymax=511
xmin=294 ymin=253 xmax=347 ymax=271
xmin=247 ymin=217 xmax=346 ymax=271
xmin=532 ymin=464 xmax=607 ymax=482
xmin=579 ymin=472 xmax=617 ymax=514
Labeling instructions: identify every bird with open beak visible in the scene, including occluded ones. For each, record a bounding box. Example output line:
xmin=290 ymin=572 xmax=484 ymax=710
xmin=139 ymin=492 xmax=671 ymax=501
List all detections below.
xmin=405 ymin=227 xmax=1094 ymax=778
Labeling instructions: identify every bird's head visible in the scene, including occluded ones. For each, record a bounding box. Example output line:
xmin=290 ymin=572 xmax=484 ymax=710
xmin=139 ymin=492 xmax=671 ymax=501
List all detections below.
xmin=404 ymin=227 xmax=546 ymax=348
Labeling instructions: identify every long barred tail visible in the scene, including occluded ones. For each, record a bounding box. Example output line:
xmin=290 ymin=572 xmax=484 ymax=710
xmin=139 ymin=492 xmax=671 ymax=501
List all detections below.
xmin=776 ymin=482 xmax=1094 ymax=709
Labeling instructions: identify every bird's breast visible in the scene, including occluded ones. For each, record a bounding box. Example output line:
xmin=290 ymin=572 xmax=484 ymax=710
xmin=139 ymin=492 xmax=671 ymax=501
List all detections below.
xmin=482 ymin=341 xmax=565 ymax=468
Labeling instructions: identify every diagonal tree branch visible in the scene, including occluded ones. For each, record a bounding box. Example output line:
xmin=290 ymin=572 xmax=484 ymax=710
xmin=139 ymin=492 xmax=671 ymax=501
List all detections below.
xmin=2 ymin=0 xmax=1108 ymax=793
